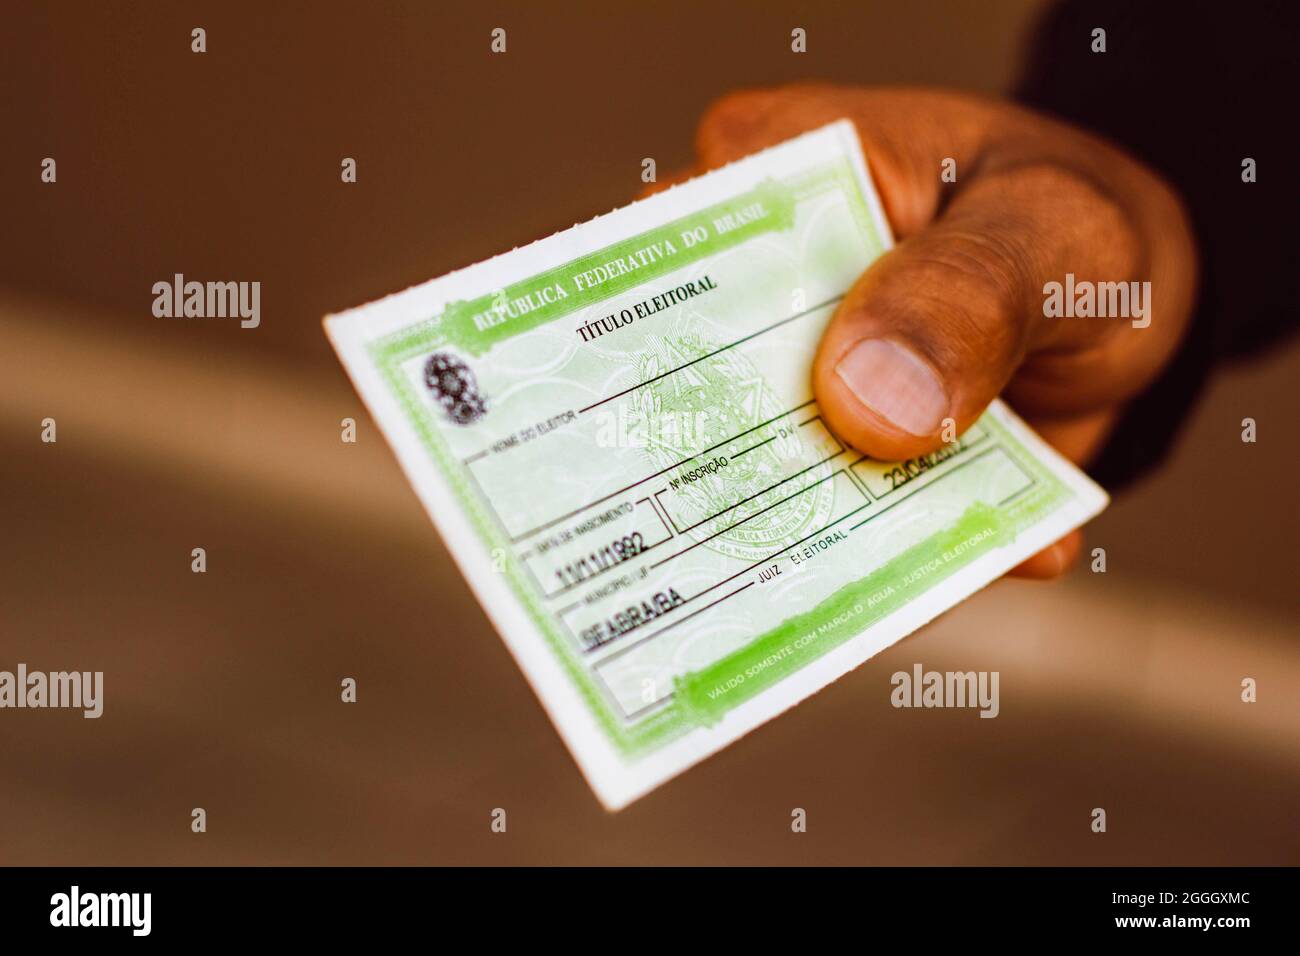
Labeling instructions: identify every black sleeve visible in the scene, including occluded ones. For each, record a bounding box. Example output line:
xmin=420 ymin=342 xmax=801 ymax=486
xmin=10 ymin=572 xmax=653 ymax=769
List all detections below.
xmin=1014 ymin=0 xmax=1299 ymax=489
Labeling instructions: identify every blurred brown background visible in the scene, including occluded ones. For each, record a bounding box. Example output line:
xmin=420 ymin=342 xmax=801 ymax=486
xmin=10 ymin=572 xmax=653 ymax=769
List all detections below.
xmin=1 ymin=1 xmax=1296 ymax=864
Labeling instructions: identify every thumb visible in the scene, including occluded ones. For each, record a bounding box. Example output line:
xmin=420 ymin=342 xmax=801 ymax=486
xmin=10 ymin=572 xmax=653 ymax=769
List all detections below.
xmin=812 ymin=156 xmax=1135 ymax=461
xmin=813 ymin=218 xmax=1036 ymax=462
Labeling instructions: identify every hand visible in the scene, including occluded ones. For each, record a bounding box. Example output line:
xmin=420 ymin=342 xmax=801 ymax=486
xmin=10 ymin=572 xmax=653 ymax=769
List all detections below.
xmin=675 ymin=84 xmax=1197 ymax=577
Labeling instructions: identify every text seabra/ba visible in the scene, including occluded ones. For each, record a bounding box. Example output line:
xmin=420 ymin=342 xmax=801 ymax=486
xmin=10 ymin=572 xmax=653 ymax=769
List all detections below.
xmin=0 ymin=664 xmax=103 ymax=718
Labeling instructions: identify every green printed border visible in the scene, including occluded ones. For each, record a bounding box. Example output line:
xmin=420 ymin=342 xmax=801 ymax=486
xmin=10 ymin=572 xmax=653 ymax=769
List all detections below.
xmin=368 ymin=165 xmax=1073 ymax=758
xmin=368 ymin=159 xmax=876 ymax=361
xmin=674 ymin=415 xmax=1066 ymax=724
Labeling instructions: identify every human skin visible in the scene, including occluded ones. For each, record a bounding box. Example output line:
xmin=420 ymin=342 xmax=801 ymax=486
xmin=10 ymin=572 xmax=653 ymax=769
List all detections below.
xmin=663 ymin=84 xmax=1198 ymax=577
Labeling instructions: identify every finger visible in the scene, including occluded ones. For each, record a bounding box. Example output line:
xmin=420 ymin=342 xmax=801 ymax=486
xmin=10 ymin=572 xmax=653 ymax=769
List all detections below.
xmin=1020 ymin=407 xmax=1119 ymax=467
xmin=1007 ymin=529 xmax=1084 ymax=579
xmin=694 ymin=85 xmax=991 ymax=238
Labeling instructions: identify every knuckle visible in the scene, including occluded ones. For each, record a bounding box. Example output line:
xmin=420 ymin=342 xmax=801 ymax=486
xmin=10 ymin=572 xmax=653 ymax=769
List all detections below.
xmin=697 ymin=84 xmax=852 ymax=165
xmin=700 ymin=89 xmax=773 ymax=128
xmin=883 ymin=233 xmax=1030 ymax=377
xmin=908 ymin=229 xmax=1033 ymax=332
xmin=697 ymin=89 xmax=783 ymax=157
xmin=939 ymin=229 xmax=1031 ymax=311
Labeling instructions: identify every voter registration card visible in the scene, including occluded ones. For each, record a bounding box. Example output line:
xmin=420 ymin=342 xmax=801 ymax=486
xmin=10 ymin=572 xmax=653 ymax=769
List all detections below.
xmin=325 ymin=121 xmax=1108 ymax=809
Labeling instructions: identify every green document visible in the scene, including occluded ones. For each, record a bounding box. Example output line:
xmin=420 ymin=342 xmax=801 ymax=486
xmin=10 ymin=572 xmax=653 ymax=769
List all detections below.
xmin=326 ymin=122 xmax=1107 ymax=808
